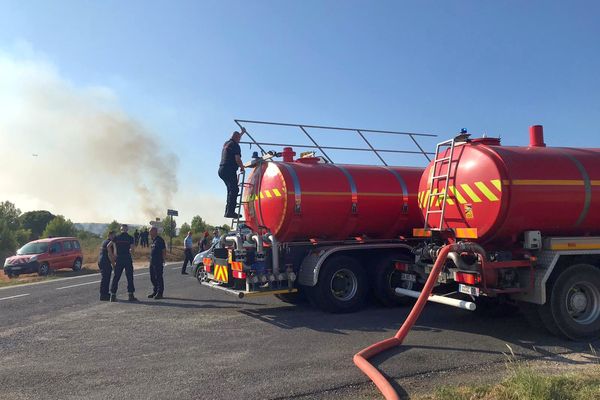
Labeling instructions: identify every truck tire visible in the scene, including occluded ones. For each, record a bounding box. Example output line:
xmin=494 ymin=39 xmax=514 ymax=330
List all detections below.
xmin=372 ymin=254 xmax=415 ymax=307
xmin=307 ymin=255 xmax=367 ymax=313
xmin=545 ymin=264 xmax=600 ymax=340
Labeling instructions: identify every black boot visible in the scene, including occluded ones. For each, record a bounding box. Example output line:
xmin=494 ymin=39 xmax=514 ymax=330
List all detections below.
xmin=148 ymin=292 xmax=157 ymax=299
xmin=109 ymin=294 xmax=117 ymax=302
xmin=100 ymin=294 xmax=110 ymax=301
xmin=153 ymin=293 xmax=164 ymax=300
xmin=128 ymin=293 xmax=138 ymax=302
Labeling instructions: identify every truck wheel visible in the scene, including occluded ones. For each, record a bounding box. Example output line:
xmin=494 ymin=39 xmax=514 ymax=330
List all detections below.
xmin=373 ymin=254 xmax=415 ymax=307
xmin=545 ymin=264 xmax=600 ymax=340
xmin=72 ymin=258 xmax=82 ymax=271
xmin=308 ymin=255 xmax=367 ymax=313
xmin=38 ymin=263 xmax=50 ymax=276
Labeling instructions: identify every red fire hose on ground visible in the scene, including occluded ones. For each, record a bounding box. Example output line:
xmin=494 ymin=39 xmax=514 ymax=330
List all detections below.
xmin=353 ymin=244 xmax=456 ymax=400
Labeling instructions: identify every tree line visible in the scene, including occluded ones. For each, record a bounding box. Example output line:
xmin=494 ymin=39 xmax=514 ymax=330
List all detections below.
xmin=0 ymin=200 xmax=229 ymax=262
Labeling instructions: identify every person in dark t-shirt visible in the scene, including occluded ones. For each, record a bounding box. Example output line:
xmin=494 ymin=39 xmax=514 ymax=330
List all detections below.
xmin=219 ymin=128 xmax=246 ymax=218
xmin=109 ymin=224 xmax=137 ymax=302
xmin=148 ymin=227 xmax=167 ymax=299
xmin=98 ymin=231 xmax=116 ymax=301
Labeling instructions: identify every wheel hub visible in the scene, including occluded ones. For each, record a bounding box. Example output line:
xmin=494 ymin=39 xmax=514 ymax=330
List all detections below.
xmin=330 ymin=269 xmax=357 ymax=301
xmin=566 ymin=282 xmax=600 ymax=325
xmin=570 ymin=292 xmax=588 ymax=313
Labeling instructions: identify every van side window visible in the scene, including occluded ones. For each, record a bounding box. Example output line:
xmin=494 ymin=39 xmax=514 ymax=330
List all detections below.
xmin=50 ymin=243 xmax=62 ymax=253
xmin=63 ymin=241 xmax=72 ymax=251
xmin=72 ymin=241 xmax=80 ymax=249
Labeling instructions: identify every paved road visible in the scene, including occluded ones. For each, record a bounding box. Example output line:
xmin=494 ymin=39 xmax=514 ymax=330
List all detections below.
xmin=0 ymin=265 xmax=598 ymax=400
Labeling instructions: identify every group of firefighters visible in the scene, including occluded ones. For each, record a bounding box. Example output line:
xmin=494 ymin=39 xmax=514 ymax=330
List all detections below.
xmin=99 ymin=128 xmax=245 ymax=301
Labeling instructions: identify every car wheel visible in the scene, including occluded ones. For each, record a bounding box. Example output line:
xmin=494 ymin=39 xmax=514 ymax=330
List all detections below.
xmin=546 ymin=264 xmax=600 ymax=340
xmin=38 ymin=263 xmax=50 ymax=276
xmin=6 ymin=272 xmax=14 ymax=279
xmin=196 ymin=268 xmax=208 ymax=284
xmin=72 ymin=258 xmax=82 ymax=271
xmin=306 ymin=255 xmax=367 ymax=313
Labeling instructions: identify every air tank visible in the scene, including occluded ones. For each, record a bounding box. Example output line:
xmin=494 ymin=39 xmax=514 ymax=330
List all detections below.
xmin=243 ymin=150 xmax=423 ymax=242
xmin=418 ymin=126 xmax=600 ymax=247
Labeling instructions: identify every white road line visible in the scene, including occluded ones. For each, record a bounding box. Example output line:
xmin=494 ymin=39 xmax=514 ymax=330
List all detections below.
xmin=56 ymin=281 xmax=100 ymax=290
xmin=0 ymin=293 xmax=30 ymax=301
xmin=133 ymin=272 xmax=149 ymax=277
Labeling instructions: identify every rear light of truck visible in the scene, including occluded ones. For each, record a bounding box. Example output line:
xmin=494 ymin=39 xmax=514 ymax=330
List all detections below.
xmin=394 ymin=262 xmax=408 ymax=272
xmin=232 ymin=271 xmax=246 ymax=279
xmin=454 ymin=271 xmax=481 ymax=285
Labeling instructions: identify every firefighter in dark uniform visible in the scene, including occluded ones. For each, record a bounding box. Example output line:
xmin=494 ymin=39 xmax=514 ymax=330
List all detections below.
xmin=148 ymin=227 xmax=167 ymax=299
xmin=219 ymin=128 xmax=246 ymax=218
xmin=110 ymin=224 xmax=137 ymax=302
xmin=98 ymin=231 xmax=116 ymax=301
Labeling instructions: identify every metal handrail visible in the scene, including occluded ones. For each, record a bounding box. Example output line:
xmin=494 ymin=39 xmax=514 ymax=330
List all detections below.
xmin=234 ymin=119 xmax=436 ymax=165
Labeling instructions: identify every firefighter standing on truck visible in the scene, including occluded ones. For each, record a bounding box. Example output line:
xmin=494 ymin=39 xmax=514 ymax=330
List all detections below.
xmin=98 ymin=231 xmax=116 ymax=301
xmin=219 ymin=128 xmax=246 ymax=218
xmin=148 ymin=227 xmax=166 ymax=299
xmin=110 ymin=224 xmax=137 ymax=302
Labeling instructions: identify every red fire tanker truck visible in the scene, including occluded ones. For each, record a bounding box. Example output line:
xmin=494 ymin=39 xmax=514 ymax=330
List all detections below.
xmin=200 ymin=120 xmax=434 ymax=313
xmin=409 ymin=125 xmax=600 ymax=340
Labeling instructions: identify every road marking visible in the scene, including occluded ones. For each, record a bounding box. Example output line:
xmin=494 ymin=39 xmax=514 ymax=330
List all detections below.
xmin=0 ymin=264 xmax=176 ymax=291
xmin=134 ymin=272 xmax=149 ymax=277
xmin=56 ymin=281 xmax=100 ymax=290
xmin=0 ymin=293 xmax=30 ymax=301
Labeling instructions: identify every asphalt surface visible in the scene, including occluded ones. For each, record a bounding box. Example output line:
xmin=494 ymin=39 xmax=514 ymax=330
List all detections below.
xmin=1 ymin=264 xmax=598 ymax=400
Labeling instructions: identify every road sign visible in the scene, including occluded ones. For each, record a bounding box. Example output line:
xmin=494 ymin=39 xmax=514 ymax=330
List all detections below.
xmin=167 ymin=209 xmax=179 ymax=216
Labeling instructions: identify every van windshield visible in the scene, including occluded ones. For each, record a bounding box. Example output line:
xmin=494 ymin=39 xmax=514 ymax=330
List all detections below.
xmin=17 ymin=242 xmax=49 ymax=255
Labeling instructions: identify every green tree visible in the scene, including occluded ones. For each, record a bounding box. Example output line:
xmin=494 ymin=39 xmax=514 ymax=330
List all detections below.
xmin=19 ymin=210 xmax=55 ymax=240
xmin=42 ymin=215 xmax=76 ymax=238
xmin=190 ymin=215 xmax=208 ymax=234
xmin=0 ymin=201 xmax=31 ymax=263
xmin=179 ymin=222 xmax=191 ymax=237
xmin=103 ymin=220 xmax=121 ymax=238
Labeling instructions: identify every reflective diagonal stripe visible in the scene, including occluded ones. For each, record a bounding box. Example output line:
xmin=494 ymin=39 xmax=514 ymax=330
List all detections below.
xmin=474 ymin=181 xmax=499 ymax=201
xmin=273 ymin=188 xmax=282 ymax=197
xmin=448 ymin=186 xmax=467 ymax=204
xmin=460 ymin=184 xmax=482 ymax=203
xmin=265 ymin=190 xmax=272 ymax=198
xmin=491 ymin=179 xmax=502 ymax=192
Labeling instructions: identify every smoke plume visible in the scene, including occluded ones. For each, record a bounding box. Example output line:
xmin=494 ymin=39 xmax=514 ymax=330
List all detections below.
xmin=0 ymin=50 xmax=179 ymax=223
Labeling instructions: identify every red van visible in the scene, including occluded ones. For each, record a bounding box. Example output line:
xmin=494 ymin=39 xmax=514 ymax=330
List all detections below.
xmin=2 ymin=237 xmax=83 ymax=278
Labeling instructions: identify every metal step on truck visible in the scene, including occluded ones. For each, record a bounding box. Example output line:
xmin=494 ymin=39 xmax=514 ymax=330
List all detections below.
xmin=196 ymin=119 xmax=437 ymax=313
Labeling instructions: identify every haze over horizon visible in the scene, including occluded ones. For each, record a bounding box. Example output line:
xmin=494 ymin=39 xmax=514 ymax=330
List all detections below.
xmin=1 ymin=1 xmax=599 ymax=226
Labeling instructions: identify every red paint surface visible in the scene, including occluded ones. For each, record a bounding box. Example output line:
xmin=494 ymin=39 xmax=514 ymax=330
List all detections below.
xmin=244 ymin=161 xmax=424 ymax=242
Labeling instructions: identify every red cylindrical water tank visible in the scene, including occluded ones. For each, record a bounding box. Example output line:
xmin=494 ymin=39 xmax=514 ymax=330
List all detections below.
xmin=244 ymin=157 xmax=424 ymax=242
xmin=418 ymin=126 xmax=600 ymax=247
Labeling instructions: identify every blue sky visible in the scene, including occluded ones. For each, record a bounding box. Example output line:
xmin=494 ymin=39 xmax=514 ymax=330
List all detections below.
xmin=1 ymin=0 xmax=599 ymax=225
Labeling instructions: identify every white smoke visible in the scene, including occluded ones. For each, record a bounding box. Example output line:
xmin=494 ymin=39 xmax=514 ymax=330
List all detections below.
xmin=0 ymin=48 xmax=179 ymax=223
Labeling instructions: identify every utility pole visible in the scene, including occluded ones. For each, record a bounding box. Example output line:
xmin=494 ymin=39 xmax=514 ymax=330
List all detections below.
xmin=167 ymin=209 xmax=178 ymax=253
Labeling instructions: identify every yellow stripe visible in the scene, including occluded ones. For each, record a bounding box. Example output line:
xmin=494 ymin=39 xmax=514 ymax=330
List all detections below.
xmin=455 ymin=228 xmax=478 ymax=239
xmin=491 ymin=179 xmax=502 ymax=191
xmin=265 ymin=190 xmax=272 ymax=198
xmin=512 ymin=179 xmax=584 ymax=186
xmin=260 ymin=192 xmax=264 ymax=199
xmin=439 ymin=192 xmax=455 ymax=205
xmin=448 ymin=186 xmax=467 ymax=204
xmin=429 ymin=188 xmax=439 ymax=207
xmin=460 ymin=184 xmax=482 ymax=203
xmin=418 ymin=191 xmax=423 ymax=207
xmin=273 ymin=188 xmax=282 ymax=197
xmin=474 ymin=181 xmax=499 ymax=201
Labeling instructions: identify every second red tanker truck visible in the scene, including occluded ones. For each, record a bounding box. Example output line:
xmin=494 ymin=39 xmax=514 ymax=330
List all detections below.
xmin=410 ymin=125 xmax=600 ymax=340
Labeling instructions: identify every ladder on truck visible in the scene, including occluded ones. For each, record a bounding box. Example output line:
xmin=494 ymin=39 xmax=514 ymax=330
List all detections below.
xmin=231 ymin=169 xmax=253 ymax=232
xmin=423 ymin=132 xmax=469 ymax=231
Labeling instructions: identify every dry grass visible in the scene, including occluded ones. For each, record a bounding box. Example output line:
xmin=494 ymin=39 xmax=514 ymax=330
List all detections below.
xmin=419 ymin=346 xmax=600 ymax=400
